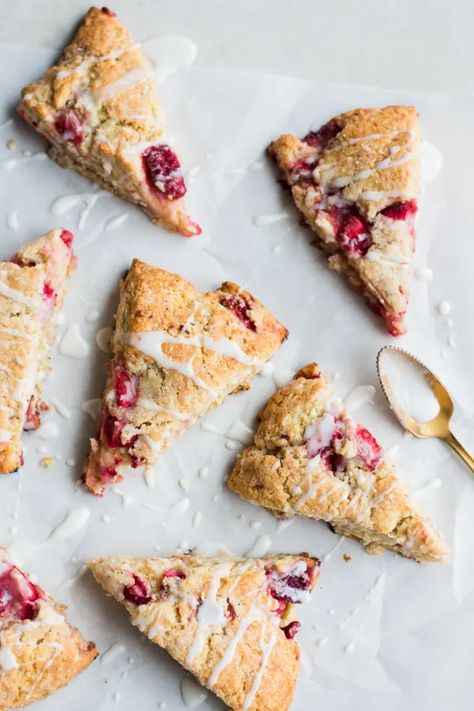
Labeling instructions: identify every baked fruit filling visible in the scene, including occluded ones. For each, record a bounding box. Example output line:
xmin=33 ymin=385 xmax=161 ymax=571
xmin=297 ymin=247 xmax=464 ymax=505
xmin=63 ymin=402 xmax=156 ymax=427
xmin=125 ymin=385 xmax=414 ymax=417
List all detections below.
xmin=228 ymin=363 xmax=447 ymax=563
xmin=0 ymin=548 xmax=97 ymax=709
xmin=88 ymin=553 xmax=319 ymax=711
xmin=0 ymin=559 xmax=43 ymax=622
xmin=269 ymin=106 xmax=421 ymax=335
xmin=83 ymin=260 xmax=287 ymax=495
xmin=18 ymin=7 xmax=200 ymax=236
xmin=0 ymin=229 xmax=75 ymax=474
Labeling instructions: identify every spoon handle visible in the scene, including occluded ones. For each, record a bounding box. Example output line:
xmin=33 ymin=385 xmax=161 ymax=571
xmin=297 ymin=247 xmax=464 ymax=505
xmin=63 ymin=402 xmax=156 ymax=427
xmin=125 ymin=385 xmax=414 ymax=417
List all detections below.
xmin=446 ymin=431 xmax=474 ymax=474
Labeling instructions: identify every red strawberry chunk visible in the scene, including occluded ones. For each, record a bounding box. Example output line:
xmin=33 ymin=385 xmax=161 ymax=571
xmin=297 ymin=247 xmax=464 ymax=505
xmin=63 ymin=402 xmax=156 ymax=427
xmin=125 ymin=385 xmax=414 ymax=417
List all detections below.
xmin=101 ymin=6 xmax=117 ymax=16
xmin=99 ymin=465 xmax=119 ymax=482
xmin=54 ymin=110 xmax=84 ymax=144
xmin=356 ymin=425 xmax=383 ymax=470
xmin=381 ymin=199 xmax=417 ymax=221
xmin=0 ymin=559 xmax=42 ymax=621
xmin=220 ymin=295 xmax=257 ymax=332
xmin=60 ymin=229 xmax=74 ymax=248
xmin=282 ymin=621 xmax=301 ymax=639
xmin=266 ymin=562 xmax=315 ymax=608
xmin=142 ymin=144 xmax=186 ymax=201
xmin=24 ymin=396 xmax=41 ymax=431
xmin=42 ymin=281 xmax=57 ymax=306
xmin=303 ymin=119 xmax=341 ymax=148
xmin=162 ymin=568 xmax=186 ymax=581
xmin=114 ymin=367 xmax=138 ymax=408
xmin=123 ymin=574 xmax=152 ymax=605
xmin=337 ymin=214 xmax=371 ymax=258
xmin=226 ymin=599 xmax=236 ymax=622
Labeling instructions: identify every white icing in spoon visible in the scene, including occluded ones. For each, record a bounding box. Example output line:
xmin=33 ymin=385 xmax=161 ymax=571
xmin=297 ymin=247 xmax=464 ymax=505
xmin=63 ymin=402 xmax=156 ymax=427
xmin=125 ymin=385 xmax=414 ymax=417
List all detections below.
xmin=58 ymin=323 xmax=91 ymax=359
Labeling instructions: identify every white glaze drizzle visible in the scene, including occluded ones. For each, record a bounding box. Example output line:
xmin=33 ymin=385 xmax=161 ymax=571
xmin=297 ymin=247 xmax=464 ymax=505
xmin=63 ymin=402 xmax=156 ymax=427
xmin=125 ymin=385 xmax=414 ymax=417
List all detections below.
xmin=129 ymin=329 xmax=263 ymax=393
xmin=93 ymin=67 xmax=153 ymax=102
xmin=186 ymin=563 xmax=231 ymax=666
xmin=242 ymin=624 xmax=276 ymax=710
xmin=0 ymin=279 xmax=38 ymax=309
xmin=207 ymin=603 xmax=261 ymax=687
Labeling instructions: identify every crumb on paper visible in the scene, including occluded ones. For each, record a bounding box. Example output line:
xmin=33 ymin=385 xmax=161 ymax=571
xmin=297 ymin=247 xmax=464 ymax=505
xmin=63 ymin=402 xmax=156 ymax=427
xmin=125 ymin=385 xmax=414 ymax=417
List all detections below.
xmin=343 ymin=553 xmax=352 ymax=562
xmin=40 ymin=456 xmax=55 ymax=468
xmin=6 ymin=139 xmax=16 ymax=150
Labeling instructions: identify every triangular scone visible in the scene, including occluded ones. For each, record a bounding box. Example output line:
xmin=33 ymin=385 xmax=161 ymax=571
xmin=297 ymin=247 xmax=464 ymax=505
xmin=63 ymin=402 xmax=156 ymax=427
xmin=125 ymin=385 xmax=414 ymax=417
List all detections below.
xmin=18 ymin=7 xmax=200 ymax=237
xmin=269 ymin=106 xmax=420 ymax=335
xmin=228 ymin=364 xmax=447 ymax=563
xmin=84 ymin=259 xmax=287 ymax=495
xmin=0 ymin=229 xmax=75 ymax=473
xmin=0 ymin=548 xmax=97 ymax=708
xmin=88 ymin=553 xmax=319 ymax=711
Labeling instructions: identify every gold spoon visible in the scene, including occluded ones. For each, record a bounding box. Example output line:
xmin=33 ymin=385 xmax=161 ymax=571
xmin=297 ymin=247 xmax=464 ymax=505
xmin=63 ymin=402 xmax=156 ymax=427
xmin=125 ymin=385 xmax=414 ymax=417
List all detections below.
xmin=376 ymin=345 xmax=474 ymax=473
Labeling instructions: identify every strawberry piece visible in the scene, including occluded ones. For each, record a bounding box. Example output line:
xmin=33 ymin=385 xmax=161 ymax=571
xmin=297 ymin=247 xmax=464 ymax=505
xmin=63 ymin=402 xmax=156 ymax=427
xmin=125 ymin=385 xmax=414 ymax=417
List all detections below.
xmin=101 ymin=6 xmax=117 ymax=16
xmin=114 ymin=367 xmax=138 ymax=408
xmin=0 ymin=560 xmax=42 ymax=621
xmin=60 ymin=229 xmax=74 ymax=248
xmin=42 ymin=281 xmax=57 ymax=306
xmin=142 ymin=144 xmax=186 ymax=201
xmin=337 ymin=214 xmax=371 ymax=258
xmin=99 ymin=466 xmax=119 ymax=482
xmin=220 ymin=295 xmax=257 ymax=332
xmin=24 ymin=396 xmax=41 ymax=431
xmin=282 ymin=621 xmax=301 ymax=639
xmin=266 ymin=562 xmax=315 ymax=606
xmin=303 ymin=119 xmax=341 ymax=148
xmin=381 ymin=199 xmax=417 ymax=221
xmin=162 ymin=568 xmax=186 ymax=581
xmin=123 ymin=574 xmax=152 ymax=605
xmin=54 ymin=110 xmax=84 ymax=144
xmin=356 ymin=425 xmax=383 ymax=470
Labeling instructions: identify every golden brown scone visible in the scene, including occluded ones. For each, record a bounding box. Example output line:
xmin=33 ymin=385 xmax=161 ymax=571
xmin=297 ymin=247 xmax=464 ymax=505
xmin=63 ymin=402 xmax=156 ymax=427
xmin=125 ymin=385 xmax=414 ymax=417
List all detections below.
xmin=83 ymin=259 xmax=288 ymax=495
xmin=88 ymin=553 xmax=319 ymax=711
xmin=269 ymin=106 xmax=420 ymax=336
xmin=0 ymin=547 xmax=97 ymax=709
xmin=228 ymin=363 xmax=447 ymax=563
xmin=0 ymin=229 xmax=75 ymax=474
xmin=17 ymin=7 xmax=200 ymax=237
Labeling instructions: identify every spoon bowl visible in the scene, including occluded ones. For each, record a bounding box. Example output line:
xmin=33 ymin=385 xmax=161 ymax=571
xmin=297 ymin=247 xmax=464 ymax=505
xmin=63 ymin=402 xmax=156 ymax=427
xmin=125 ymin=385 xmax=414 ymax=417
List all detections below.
xmin=376 ymin=346 xmax=474 ymax=474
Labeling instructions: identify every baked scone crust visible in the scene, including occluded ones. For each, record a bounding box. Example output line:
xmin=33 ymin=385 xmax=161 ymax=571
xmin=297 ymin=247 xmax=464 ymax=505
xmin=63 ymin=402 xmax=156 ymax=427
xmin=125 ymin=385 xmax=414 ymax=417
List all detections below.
xmin=84 ymin=259 xmax=287 ymax=495
xmin=0 ymin=548 xmax=97 ymax=709
xmin=0 ymin=229 xmax=75 ymax=474
xmin=88 ymin=553 xmax=319 ymax=711
xmin=18 ymin=7 xmax=200 ymax=236
xmin=228 ymin=364 xmax=447 ymax=563
xmin=269 ymin=106 xmax=420 ymax=335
